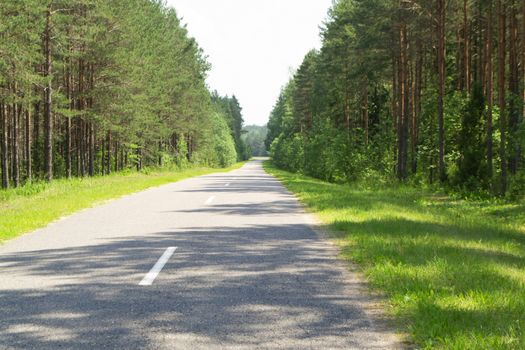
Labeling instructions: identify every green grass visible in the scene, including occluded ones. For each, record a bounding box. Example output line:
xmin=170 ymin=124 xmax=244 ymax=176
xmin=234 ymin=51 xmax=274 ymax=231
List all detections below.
xmin=0 ymin=163 xmax=245 ymax=243
xmin=264 ymin=161 xmax=525 ymax=349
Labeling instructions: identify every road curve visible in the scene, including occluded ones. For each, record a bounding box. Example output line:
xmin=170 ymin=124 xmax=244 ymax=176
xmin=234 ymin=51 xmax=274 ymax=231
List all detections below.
xmin=0 ymin=160 xmax=402 ymax=349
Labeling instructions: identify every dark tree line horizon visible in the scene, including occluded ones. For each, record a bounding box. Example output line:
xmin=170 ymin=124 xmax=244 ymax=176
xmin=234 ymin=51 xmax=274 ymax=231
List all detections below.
xmin=267 ymin=0 xmax=524 ymax=197
xmin=0 ymin=0 xmax=249 ymax=190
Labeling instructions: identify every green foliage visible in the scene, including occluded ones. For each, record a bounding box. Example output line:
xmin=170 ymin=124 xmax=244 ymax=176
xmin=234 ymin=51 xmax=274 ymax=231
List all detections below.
xmin=212 ymin=92 xmax=250 ymax=162
xmin=210 ymin=113 xmax=237 ymax=167
xmin=242 ymin=125 xmax=267 ymax=157
xmin=270 ymin=133 xmax=305 ymax=173
xmin=265 ymin=0 xmax=524 ymax=198
xmin=454 ymin=83 xmax=489 ymax=191
xmin=0 ymin=0 xmax=246 ymax=189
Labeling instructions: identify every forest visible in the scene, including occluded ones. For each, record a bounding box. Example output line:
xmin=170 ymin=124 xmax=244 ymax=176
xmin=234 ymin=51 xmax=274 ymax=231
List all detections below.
xmin=0 ymin=0 xmax=249 ymax=189
xmin=243 ymin=125 xmax=268 ymax=157
xmin=266 ymin=0 xmax=525 ymax=198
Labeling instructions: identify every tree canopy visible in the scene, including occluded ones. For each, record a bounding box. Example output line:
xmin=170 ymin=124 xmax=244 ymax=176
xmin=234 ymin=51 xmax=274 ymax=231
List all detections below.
xmin=0 ymin=0 xmax=249 ymax=188
xmin=267 ymin=0 xmax=525 ymax=197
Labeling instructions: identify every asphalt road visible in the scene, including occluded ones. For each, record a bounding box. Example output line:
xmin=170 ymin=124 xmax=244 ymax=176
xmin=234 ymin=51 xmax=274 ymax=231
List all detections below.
xmin=0 ymin=160 xmax=402 ymax=349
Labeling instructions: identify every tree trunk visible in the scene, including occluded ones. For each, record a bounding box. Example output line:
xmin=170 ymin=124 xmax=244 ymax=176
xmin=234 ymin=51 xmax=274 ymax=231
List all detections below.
xmin=88 ymin=64 xmax=95 ymax=177
xmin=66 ymin=55 xmax=73 ymax=179
xmin=363 ymin=76 xmax=369 ymax=146
xmin=43 ymin=7 xmax=53 ymax=182
xmin=486 ymin=0 xmax=494 ymax=180
xmin=412 ymin=38 xmax=423 ymax=175
xmin=522 ymin=0 xmax=525 ymax=127
xmin=25 ymin=108 xmax=32 ymax=183
xmin=498 ymin=0 xmax=507 ymax=194
xmin=397 ymin=20 xmax=408 ymax=180
xmin=107 ymin=130 xmax=112 ymax=175
xmin=344 ymin=65 xmax=351 ymax=135
xmin=88 ymin=123 xmax=94 ymax=176
xmin=508 ymin=0 xmax=519 ymax=174
xmin=114 ymin=141 xmax=119 ymax=172
xmin=410 ymin=62 xmax=417 ymax=175
xmin=437 ymin=0 xmax=447 ymax=182
xmin=1 ymin=102 xmax=8 ymax=189
xmin=463 ymin=0 xmax=471 ymax=93
xmin=12 ymin=96 xmax=20 ymax=187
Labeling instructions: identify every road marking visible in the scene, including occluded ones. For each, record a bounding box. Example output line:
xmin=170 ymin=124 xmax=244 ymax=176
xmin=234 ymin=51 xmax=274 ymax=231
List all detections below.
xmin=139 ymin=247 xmax=177 ymax=286
xmin=205 ymin=196 xmax=215 ymax=205
xmin=225 ymin=183 xmax=230 ymax=187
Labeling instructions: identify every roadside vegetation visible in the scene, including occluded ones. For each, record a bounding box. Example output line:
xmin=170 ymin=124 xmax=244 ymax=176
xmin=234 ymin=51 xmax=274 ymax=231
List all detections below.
xmin=265 ymin=162 xmax=525 ymax=349
xmin=0 ymin=162 xmax=244 ymax=243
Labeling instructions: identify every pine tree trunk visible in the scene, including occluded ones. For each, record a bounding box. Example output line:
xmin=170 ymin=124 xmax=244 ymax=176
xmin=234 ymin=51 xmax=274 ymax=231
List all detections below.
xmin=25 ymin=108 xmax=32 ymax=183
xmin=88 ymin=123 xmax=94 ymax=176
xmin=498 ymin=0 xmax=507 ymax=194
xmin=508 ymin=0 xmax=519 ymax=174
xmin=486 ymin=0 xmax=494 ymax=180
xmin=107 ymin=130 xmax=112 ymax=175
xmin=397 ymin=20 xmax=408 ymax=180
xmin=88 ymin=63 xmax=95 ymax=177
xmin=410 ymin=63 xmax=417 ymax=175
xmin=522 ymin=0 xmax=525 ymax=127
xmin=33 ymin=64 xmax=41 ymax=148
xmin=363 ymin=77 xmax=369 ymax=146
xmin=43 ymin=7 xmax=53 ymax=182
xmin=1 ymin=102 xmax=9 ymax=189
xmin=66 ymin=56 xmax=73 ymax=179
xmin=114 ymin=141 xmax=119 ymax=172
xmin=12 ymin=96 xmax=20 ymax=187
xmin=463 ymin=0 xmax=471 ymax=93
xmin=78 ymin=59 xmax=86 ymax=177
xmin=413 ymin=38 xmax=423 ymax=175
xmin=344 ymin=62 xmax=351 ymax=134
xmin=437 ymin=0 xmax=447 ymax=182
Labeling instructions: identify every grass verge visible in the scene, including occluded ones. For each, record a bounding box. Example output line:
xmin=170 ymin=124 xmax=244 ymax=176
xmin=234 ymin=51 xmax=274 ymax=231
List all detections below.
xmin=0 ymin=163 xmax=245 ymax=243
xmin=264 ymin=161 xmax=525 ymax=349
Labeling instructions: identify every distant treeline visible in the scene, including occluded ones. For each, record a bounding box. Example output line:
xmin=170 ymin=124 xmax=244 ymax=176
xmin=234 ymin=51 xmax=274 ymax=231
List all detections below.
xmin=0 ymin=0 xmax=249 ymax=189
xmin=267 ymin=0 xmax=524 ymax=197
xmin=243 ymin=125 xmax=268 ymax=157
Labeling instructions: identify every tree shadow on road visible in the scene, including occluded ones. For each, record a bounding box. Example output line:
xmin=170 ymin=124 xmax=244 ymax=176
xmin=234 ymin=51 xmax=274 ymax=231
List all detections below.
xmin=0 ymin=223 xmax=401 ymax=349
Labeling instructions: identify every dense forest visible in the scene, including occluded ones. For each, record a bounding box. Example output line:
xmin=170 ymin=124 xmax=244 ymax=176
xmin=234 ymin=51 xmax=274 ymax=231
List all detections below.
xmin=266 ymin=0 xmax=525 ymax=197
xmin=243 ymin=125 xmax=268 ymax=157
xmin=0 ymin=0 xmax=249 ymax=189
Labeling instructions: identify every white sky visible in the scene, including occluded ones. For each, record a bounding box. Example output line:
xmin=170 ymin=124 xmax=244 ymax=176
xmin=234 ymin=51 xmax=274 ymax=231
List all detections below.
xmin=166 ymin=0 xmax=333 ymax=126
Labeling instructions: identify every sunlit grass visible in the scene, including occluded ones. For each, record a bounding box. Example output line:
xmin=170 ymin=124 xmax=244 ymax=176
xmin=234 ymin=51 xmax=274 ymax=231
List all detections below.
xmin=0 ymin=163 xmax=245 ymax=243
xmin=264 ymin=161 xmax=525 ymax=349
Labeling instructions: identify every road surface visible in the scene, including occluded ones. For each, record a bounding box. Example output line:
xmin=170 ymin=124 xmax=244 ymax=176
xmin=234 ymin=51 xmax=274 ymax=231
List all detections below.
xmin=0 ymin=160 xmax=402 ymax=349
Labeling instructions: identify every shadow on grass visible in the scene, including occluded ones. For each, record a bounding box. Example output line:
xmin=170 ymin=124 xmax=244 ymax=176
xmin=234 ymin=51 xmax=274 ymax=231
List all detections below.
xmin=268 ymin=166 xmax=525 ymax=349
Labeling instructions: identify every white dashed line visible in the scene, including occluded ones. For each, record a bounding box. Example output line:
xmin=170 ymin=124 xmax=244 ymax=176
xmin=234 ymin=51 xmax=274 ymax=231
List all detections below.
xmin=139 ymin=247 xmax=177 ymax=286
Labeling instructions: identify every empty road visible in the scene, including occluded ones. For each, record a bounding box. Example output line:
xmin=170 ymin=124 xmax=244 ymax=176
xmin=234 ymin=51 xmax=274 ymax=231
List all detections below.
xmin=0 ymin=160 xmax=401 ymax=349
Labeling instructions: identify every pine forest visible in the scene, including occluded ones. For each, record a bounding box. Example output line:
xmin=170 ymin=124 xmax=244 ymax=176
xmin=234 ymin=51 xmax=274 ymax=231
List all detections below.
xmin=267 ymin=0 xmax=525 ymax=198
xmin=0 ymin=0 xmax=249 ymax=188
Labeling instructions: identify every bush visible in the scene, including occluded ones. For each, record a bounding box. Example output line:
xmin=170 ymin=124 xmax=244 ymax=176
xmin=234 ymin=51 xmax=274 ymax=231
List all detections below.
xmin=210 ymin=113 xmax=237 ymax=167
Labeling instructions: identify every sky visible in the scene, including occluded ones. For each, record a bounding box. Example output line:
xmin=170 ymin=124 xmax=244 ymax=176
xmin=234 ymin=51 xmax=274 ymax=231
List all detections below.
xmin=166 ymin=0 xmax=333 ymax=126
